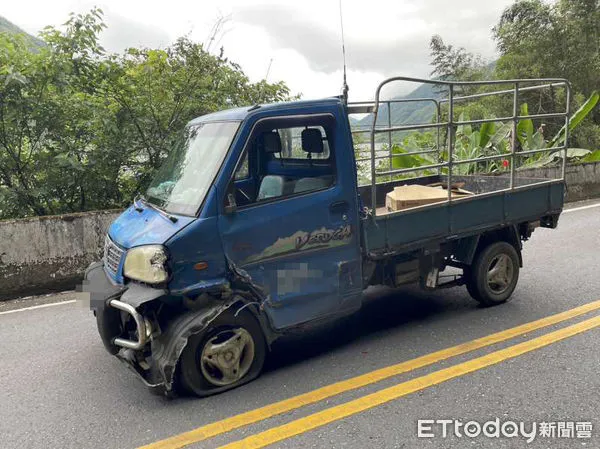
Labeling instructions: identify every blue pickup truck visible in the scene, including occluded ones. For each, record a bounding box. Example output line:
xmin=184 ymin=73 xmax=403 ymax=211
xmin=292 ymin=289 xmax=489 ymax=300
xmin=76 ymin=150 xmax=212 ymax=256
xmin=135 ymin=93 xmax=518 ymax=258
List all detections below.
xmin=84 ymin=77 xmax=569 ymax=396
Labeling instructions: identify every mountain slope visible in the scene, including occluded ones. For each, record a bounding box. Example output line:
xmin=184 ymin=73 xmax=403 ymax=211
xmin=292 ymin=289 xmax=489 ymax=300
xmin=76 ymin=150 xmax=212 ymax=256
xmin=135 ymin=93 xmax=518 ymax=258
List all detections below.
xmin=0 ymin=16 xmax=44 ymax=47
xmin=356 ymin=82 xmax=441 ymax=130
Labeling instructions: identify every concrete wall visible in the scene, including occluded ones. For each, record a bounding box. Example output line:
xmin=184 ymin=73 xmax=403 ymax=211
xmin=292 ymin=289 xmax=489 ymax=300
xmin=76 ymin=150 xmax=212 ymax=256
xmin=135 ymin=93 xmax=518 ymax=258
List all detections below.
xmin=2 ymin=161 xmax=600 ymax=300
xmin=0 ymin=210 xmax=120 ymax=300
xmin=518 ymin=161 xmax=600 ymax=202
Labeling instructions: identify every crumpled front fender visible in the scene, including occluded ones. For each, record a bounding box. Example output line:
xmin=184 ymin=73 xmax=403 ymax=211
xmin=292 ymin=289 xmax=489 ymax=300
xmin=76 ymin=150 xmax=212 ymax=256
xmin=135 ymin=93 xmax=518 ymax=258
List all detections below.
xmin=88 ymin=257 xmax=277 ymax=395
xmin=150 ymin=299 xmax=238 ymax=392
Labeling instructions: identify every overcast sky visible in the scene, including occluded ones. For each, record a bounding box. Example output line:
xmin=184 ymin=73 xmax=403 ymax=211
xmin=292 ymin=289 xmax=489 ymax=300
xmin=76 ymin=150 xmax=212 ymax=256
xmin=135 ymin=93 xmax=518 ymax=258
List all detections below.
xmin=4 ymin=0 xmax=516 ymax=100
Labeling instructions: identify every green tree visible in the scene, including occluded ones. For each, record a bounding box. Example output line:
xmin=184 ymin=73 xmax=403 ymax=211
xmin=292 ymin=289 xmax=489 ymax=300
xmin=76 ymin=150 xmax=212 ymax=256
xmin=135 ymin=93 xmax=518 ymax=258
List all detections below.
xmin=101 ymin=38 xmax=291 ymax=196
xmin=429 ymin=35 xmax=485 ymax=82
xmin=0 ymin=10 xmax=107 ymax=217
xmin=0 ymin=9 xmax=294 ymax=219
xmin=493 ymin=0 xmax=600 ymax=148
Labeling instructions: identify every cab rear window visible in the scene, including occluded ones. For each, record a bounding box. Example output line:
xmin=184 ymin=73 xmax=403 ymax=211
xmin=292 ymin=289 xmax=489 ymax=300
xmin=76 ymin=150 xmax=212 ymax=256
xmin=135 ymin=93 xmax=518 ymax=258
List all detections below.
xmin=273 ymin=126 xmax=330 ymax=160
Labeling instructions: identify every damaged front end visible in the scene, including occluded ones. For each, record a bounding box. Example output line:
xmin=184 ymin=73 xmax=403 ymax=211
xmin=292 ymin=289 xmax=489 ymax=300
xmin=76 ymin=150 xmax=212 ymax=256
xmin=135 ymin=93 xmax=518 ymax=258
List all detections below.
xmin=82 ymin=260 xmax=270 ymax=396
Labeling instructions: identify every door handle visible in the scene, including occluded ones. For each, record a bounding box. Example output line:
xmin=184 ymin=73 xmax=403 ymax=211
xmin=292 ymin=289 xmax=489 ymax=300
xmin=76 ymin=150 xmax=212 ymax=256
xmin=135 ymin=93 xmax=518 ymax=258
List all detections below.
xmin=329 ymin=200 xmax=349 ymax=214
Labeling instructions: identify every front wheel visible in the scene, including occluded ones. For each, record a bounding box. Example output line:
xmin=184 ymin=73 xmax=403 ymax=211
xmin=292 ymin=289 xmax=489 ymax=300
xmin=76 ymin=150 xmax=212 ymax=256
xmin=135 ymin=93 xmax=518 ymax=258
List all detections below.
xmin=178 ymin=309 xmax=266 ymax=397
xmin=465 ymin=241 xmax=520 ymax=307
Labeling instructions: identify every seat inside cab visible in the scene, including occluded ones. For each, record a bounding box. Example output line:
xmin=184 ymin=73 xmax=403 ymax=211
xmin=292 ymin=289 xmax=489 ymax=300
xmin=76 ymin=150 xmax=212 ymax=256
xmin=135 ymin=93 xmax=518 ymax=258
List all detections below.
xmin=251 ymin=127 xmax=334 ymax=203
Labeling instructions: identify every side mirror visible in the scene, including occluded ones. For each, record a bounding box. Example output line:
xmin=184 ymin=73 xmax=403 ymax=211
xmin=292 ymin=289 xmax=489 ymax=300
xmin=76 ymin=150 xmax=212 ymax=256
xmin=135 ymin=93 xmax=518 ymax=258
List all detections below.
xmin=224 ymin=192 xmax=237 ymax=215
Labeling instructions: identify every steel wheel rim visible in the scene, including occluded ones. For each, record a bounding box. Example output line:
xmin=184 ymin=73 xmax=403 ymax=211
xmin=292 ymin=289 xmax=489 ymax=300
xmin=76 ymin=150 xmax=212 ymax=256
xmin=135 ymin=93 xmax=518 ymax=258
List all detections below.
xmin=486 ymin=253 xmax=514 ymax=294
xmin=200 ymin=328 xmax=255 ymax=387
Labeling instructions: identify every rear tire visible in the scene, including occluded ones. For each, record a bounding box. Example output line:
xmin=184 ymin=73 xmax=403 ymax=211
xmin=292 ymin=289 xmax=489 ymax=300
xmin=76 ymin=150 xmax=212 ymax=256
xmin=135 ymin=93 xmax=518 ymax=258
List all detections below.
xmin=465 ymin=241 xmax=520 ymax=307
xmin=178 ymin=309 xmax=266 ymax=397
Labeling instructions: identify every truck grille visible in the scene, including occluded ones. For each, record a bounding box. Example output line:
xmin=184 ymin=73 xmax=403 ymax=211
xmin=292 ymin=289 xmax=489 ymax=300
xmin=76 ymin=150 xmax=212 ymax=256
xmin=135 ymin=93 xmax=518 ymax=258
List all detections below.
xmin=103 ymin=235 xmax=125 ymax=276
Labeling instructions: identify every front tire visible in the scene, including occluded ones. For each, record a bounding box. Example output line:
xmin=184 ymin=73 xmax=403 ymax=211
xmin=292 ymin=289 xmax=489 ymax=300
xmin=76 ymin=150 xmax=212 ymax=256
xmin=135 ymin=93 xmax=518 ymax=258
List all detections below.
xmin=178 ymin=309 xmax=266 ymax=397
xmin=466 ymin=241 xmax=520 ymax=307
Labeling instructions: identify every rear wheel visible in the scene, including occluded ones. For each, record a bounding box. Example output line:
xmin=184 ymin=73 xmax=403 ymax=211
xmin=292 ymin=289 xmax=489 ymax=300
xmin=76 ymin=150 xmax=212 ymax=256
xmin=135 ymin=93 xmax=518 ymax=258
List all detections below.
xmin=178 ymin=309 xmax=266 ymax=397
xmin=465 ymin=241 xmax=520 ymax=307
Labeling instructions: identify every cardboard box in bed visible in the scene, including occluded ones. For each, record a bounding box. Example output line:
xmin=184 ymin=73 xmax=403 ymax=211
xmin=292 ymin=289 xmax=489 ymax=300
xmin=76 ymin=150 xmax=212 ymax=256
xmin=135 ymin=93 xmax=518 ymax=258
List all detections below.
xmin=385 ymin=185 xmax=472 ymax=212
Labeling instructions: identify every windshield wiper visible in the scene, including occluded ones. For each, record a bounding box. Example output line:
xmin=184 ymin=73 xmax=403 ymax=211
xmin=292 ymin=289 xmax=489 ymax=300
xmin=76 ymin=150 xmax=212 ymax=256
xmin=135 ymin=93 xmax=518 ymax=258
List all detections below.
xmin=135 ymin=195 xmax=178 ymax=223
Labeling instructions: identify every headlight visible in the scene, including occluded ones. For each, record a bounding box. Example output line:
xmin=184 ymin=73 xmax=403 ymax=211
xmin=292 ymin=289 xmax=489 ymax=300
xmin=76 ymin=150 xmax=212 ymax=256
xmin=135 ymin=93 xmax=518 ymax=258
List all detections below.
xmin=123 ymin=245 xmax=169 ymax=284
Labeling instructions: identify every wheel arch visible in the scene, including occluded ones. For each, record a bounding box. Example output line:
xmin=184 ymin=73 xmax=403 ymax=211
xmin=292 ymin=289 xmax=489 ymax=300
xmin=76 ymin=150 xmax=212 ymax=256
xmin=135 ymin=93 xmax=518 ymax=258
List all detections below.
xmin=456 ymin=225 xmax=523 ymax=268
xmin=152 ymin=297 xmax=272 ymax=393
xmin=480 ymin=225 xmax=523 ymax=267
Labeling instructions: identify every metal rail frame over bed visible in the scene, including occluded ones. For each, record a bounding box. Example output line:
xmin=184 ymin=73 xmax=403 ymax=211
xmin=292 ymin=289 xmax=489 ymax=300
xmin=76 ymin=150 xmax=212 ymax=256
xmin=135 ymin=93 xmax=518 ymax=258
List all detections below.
xmin=348 ymin=77 xmax=572 ymax=219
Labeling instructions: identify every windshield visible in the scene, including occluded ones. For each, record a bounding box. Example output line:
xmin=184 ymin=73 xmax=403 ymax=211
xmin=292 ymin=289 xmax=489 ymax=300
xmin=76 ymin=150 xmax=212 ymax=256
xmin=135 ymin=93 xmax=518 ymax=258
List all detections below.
xmin=146 ymin=121 xmax=240 ymax=216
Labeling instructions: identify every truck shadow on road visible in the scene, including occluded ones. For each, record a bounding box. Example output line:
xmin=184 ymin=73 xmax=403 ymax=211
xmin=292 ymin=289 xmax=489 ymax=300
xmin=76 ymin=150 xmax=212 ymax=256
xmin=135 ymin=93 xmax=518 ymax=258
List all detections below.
xmin=263 ymin=285 xmax=474 ymax=375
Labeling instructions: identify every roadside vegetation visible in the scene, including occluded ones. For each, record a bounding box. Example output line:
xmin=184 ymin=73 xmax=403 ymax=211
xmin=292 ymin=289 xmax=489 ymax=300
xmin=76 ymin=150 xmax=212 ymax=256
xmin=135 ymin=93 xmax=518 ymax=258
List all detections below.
xmin=354 ymin=0 xmax=600 ymax=184
xmin=0 ymin=9 xmax=292 ymax=219
xmin=2 ymin=1 xmax=600 ymax=217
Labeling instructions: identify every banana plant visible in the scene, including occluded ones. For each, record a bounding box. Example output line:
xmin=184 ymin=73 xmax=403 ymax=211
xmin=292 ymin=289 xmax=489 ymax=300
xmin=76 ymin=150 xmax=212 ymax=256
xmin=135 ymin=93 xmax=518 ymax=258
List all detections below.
xmin=549 ymin=91 xmax=599 ymax=148
xmin=453 ymin=113 xmax=511 ymax=174
xmin=517 ymin=103 xmax=535 ymax=148
xmin=387 ymin=134 xmax=438 ymax=180
xmin=387 ymin=90 xmax=599 ymax=175
xmin=581 ymin=150 xmax=600 ymax=162
xmin=390 ymin=134 xmax=437 ymax=169
xmin=519 ymin=91 xmax=599 ymax=168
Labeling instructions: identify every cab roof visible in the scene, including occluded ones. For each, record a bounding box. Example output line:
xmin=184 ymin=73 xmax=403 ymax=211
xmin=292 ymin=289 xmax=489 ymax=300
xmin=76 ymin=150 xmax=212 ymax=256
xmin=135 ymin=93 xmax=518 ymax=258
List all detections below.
xmin=188 ymin=97 xmax=344 ymax=125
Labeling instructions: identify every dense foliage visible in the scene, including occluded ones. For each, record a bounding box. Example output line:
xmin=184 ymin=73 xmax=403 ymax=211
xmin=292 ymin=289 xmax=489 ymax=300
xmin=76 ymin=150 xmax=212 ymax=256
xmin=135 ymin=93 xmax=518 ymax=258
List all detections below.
xmin=3 ymin=2 xmax=600 ymax=218
xmin=0 ymin=9 xmax=292 ymax=219
xmin=355 ymin=1 xmax=600 ymax=184
xmin=429 ymin=0 xmax=600 ymax=152
xmin=494 ymin=0 xmax=600 ymax=150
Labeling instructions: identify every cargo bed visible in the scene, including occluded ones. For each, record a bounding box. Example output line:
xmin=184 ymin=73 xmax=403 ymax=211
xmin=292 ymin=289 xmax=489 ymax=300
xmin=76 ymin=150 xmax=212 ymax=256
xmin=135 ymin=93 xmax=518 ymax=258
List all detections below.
xmin=359 ymin=174 xmax=565 ymax=257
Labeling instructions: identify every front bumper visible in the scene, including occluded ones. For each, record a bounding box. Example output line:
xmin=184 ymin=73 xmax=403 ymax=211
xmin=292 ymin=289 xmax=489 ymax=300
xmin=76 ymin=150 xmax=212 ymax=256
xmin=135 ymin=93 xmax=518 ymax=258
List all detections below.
xmin=82 ymin=262 xmax=127 ymax=354
xmin=108 ymin=299 xmax=149 ymax=350
xmin=82 ymin=262 xmax=170 ymax=393
xmin=83 ymin=262 xmax=166 ymax=352
xmin=82 ymin=262 xmax=245 ymax=395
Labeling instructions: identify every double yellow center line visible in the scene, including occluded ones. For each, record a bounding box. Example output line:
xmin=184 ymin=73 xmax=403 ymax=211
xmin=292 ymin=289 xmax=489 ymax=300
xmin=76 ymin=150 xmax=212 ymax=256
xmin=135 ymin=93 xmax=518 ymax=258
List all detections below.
xmin=140 ymin=300 xmax=600 ymax=449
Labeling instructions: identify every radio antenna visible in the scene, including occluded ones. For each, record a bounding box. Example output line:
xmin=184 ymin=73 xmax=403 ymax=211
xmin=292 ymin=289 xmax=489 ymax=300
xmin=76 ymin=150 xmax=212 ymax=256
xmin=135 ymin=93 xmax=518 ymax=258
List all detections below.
xmin=265 ymin=58 xmax=273 ymax=80
xmin=339 ymin=0 xmax=349 ymax=104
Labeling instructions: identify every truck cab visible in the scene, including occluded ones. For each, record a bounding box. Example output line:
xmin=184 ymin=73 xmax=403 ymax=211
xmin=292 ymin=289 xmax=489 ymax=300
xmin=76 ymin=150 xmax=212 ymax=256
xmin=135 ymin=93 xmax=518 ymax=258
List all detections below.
xmin=84 ymin=77 xmax=568 ymax=396
xmin=86 ymin=98 xmax=366 ymax=395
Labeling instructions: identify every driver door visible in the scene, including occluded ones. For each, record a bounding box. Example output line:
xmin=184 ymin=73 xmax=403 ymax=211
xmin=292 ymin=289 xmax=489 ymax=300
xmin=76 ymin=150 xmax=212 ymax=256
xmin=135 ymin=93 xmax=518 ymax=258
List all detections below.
xmin=218 ymin=113 xmax=362 ymax=330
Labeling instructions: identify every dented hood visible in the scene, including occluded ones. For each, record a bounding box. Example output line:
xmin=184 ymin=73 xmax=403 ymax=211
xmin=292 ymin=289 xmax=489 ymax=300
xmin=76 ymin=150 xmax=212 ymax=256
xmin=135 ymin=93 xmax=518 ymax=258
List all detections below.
xmin=108 ymin=204 xmax=195 ymax=249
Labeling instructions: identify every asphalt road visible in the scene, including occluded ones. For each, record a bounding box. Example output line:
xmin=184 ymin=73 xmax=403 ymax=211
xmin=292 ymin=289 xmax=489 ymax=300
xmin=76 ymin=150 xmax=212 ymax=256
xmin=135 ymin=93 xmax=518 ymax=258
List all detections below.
xmin=2 ymin=200 xmax=600 ymax=449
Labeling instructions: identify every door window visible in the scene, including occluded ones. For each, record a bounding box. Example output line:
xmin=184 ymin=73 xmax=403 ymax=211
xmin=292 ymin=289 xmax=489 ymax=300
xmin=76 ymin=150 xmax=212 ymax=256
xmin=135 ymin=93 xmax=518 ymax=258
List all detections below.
xmin=231 ymin=116 xmax=336 ymax=207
